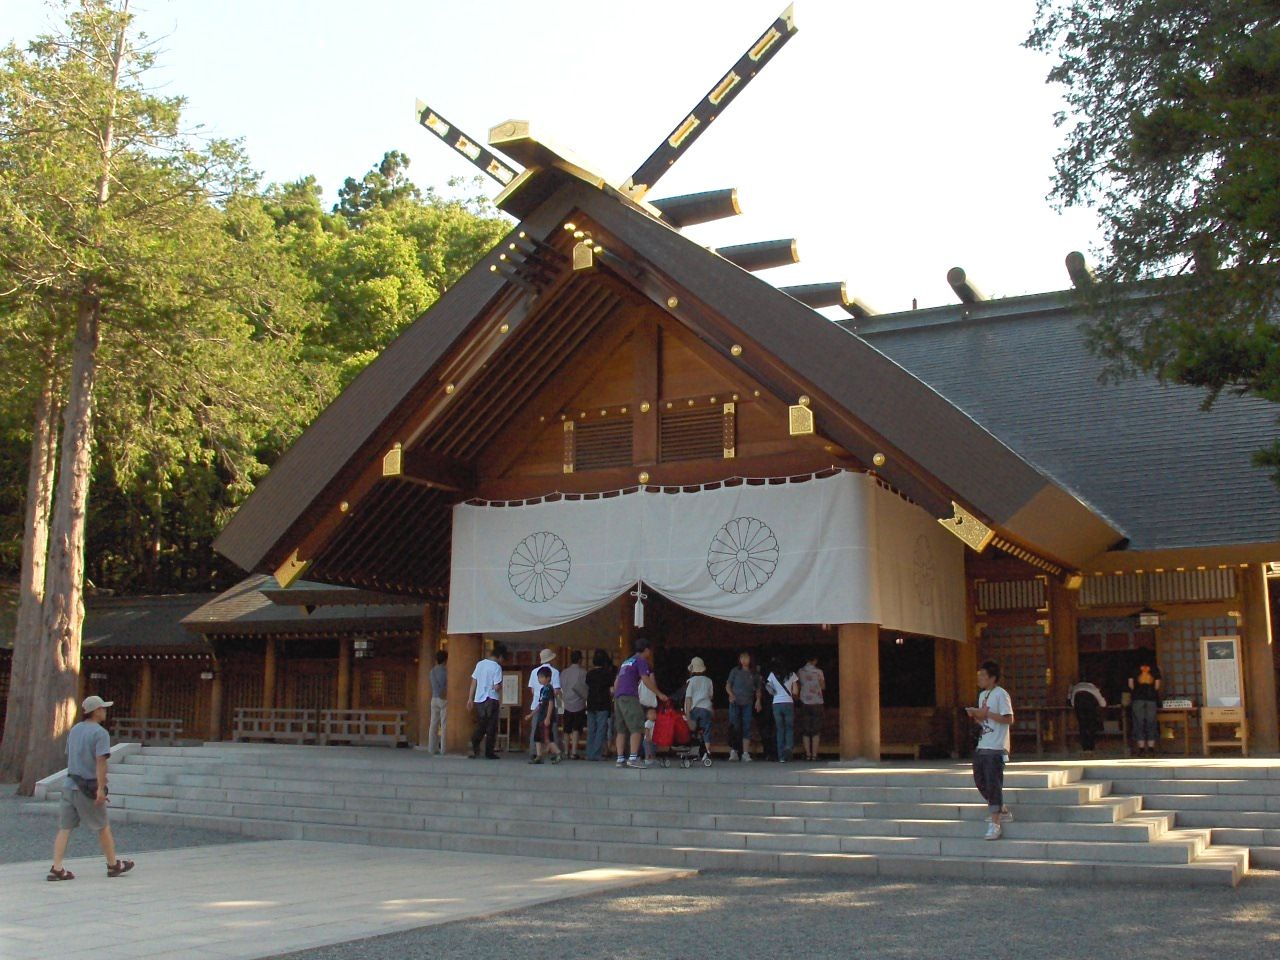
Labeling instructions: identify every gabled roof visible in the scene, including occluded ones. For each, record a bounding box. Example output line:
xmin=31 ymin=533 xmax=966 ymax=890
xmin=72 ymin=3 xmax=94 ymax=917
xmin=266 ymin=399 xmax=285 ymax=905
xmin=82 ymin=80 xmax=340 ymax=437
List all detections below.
xmin=850 ymin=291 xmax=1280 ymax=552
xmin=214 ymin=145 xmax=1125 ymax=592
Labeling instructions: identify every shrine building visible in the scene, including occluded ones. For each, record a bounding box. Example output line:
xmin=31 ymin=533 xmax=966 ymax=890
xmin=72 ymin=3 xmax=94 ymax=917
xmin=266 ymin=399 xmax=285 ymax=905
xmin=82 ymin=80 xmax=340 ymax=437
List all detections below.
xmin=193 ymin=122 xmax=1280 ymax=761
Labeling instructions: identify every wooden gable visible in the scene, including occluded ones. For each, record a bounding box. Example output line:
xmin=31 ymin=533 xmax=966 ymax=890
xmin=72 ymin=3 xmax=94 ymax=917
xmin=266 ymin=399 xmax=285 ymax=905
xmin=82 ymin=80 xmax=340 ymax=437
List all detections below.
xmin=480 ymin=295 xmax=860 ymax=496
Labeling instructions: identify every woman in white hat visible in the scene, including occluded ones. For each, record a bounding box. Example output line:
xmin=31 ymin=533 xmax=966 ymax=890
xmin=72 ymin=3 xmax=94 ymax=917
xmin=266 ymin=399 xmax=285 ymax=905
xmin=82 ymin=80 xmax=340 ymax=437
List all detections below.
xmin=527 ymin=649 xmax=561 ymax=757
xmin=683 ymin=657 xmax=714 ymax=760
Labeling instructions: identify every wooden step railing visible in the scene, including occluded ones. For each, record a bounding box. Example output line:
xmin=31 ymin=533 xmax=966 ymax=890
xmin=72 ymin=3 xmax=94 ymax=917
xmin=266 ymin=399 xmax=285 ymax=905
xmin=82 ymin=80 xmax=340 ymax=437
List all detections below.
xmin=232 ymin=708 xmax=316 ymax=744
xmin=318 ymin=709 xmax=408 ymax=747
xmin=113 ymin=717 xmax=184 ymax=745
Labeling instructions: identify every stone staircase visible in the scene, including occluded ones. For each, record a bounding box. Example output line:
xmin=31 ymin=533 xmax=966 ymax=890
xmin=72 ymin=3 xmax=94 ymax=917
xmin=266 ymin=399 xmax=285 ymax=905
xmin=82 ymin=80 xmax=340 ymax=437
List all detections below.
xmin=1086 ymin=760 xmax=1280 ymax=869
xmin=27 ymin=744 xmax=1249 ymax=886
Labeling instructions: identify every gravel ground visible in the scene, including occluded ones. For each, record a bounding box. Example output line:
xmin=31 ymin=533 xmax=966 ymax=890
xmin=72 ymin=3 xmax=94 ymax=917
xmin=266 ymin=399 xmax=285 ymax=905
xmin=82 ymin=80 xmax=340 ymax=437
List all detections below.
xmin=0 ymin=782 xmax=249 ymax=866
xmin=5 ymin=782 xmax=1276 ymax=959
xmin=277 ymin=869 xmax=1280 ymax=960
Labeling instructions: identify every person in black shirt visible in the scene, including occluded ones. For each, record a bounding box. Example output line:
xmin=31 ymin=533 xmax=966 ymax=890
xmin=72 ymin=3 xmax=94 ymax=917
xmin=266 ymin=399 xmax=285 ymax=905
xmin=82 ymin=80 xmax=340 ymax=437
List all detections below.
xmin=584 ymin=649 xmax=615 ymax=761
xmin=1128 ymin=651 xmax=1162 ymax=756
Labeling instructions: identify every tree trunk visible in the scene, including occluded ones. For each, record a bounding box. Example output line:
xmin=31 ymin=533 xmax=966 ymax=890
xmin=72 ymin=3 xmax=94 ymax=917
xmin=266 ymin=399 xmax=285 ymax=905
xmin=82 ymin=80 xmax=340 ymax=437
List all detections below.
xmin=17 ymin=5 xmax=127 ymax=794
xmin=0 ymin=360 xmax=59 ymax=781
xmin=19 ymin=301 xmax=100 ymax=794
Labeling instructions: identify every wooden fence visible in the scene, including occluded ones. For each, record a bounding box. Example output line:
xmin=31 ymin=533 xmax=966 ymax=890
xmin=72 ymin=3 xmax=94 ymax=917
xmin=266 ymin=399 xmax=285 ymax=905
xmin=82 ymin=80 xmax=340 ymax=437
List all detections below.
xmin=319 ymin=709 xmax=408 ymax=747
xmin=112 ymin=717 xmax=184 ymax=745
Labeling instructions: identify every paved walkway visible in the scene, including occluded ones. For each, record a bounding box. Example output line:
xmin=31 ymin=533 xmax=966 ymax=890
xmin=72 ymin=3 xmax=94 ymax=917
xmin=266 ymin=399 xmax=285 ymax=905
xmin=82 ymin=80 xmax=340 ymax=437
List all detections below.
xmin=0 ymin=841 xmax=689 ymax=960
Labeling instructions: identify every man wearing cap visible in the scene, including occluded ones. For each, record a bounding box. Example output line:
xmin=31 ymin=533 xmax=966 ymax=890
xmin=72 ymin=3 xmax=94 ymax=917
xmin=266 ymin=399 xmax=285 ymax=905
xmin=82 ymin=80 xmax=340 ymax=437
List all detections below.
xmin=683 ymin=657 xmax=714 ymax=760
xmin=47 ymin=695 xmax=134 ymax=881
xmin=528 ymin=648 xmax=561 ymax=758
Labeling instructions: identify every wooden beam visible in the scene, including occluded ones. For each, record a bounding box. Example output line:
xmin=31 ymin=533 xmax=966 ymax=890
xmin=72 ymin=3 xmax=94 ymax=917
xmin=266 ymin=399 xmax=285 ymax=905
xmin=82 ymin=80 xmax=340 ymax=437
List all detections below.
xmin=474 ymin=449 xmax=858 ymax=500
xmin=389 ymin=446 xmax=476 ymax=493
xmin=634 ymin=317 xmax=660 ymax=465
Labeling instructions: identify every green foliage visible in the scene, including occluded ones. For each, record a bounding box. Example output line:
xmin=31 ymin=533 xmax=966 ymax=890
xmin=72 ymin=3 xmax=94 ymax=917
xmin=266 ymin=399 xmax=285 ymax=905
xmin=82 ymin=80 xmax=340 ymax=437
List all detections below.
xmin=0 ymin=6 xmax=509 ymax=593
xmin=1028 ymin=1 xmax=1280 ymax=479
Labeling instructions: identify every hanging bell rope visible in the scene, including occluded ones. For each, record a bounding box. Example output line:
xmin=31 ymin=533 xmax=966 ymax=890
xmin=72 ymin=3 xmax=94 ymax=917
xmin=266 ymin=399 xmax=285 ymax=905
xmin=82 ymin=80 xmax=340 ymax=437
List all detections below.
xmin=630 ymin=581 xmax=649 ymax=628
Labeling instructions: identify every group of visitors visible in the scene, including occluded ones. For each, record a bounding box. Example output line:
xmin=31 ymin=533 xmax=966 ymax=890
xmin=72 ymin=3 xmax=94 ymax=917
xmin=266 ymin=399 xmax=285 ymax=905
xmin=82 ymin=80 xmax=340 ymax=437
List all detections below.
xmin=1067 ymin=649 xmax=1163 ymax=756
xmin=462 ymin=640 xmax=829 ymax=766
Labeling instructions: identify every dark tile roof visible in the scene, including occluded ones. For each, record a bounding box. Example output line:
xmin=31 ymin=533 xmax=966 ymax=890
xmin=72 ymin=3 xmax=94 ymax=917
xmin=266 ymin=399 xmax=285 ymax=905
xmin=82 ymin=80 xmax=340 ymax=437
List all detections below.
xmin=182 ymin=575 xmax=424 ymax=637
xmin=850 ymin=291 xmax=1280 ymax=551
xmin=1 ymin=592 xmax=214 ymax=652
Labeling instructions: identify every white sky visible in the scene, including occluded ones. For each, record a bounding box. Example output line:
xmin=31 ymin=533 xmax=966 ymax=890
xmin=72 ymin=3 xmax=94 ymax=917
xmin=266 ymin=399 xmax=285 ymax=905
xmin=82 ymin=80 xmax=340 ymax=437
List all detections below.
xmin=8 ymin=0 xmax=1103 ymax=314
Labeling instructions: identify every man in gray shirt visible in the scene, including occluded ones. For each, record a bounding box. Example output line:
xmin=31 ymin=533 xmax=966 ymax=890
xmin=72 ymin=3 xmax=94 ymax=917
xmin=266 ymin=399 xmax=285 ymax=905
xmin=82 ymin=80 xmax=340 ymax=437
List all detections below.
xmin=427 ymin=651 xmax=448 ymax=754
xmin=48 ymin=695 xmax=134 ymax=880
xmin=725 ymin=651 xmax=762 ymax=762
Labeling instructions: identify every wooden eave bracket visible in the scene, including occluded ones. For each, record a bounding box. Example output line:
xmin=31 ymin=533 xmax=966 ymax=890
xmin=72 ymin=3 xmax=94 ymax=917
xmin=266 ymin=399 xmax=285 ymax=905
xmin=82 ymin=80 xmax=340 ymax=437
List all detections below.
xmin=382 ymin=441 xmax=475 ymax=492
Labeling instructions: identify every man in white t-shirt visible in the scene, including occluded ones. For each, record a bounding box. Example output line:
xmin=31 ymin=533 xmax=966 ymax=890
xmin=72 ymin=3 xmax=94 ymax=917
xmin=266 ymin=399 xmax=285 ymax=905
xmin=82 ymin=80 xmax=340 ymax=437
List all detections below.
xmin=467 ymin=643 xmax=506 ymax=759
xmin=528 ymin=648 xmax=561 ymax=757
xmin=965 ymin=660 xmax=1014 ymax=840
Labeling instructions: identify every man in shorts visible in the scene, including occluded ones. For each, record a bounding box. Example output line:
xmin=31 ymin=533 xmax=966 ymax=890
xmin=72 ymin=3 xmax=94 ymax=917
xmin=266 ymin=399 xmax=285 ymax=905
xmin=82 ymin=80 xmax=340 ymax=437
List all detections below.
xmin=47 ymin=695 xmax=135 ymax=880
xmin=613 ymin=638 xmax=668 ymax=768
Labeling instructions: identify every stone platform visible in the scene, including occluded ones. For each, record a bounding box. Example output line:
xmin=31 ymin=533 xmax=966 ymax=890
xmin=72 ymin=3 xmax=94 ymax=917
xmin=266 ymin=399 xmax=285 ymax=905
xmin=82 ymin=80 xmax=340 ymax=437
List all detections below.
xmin=24 ymin=743 xmax=1261 ymax=887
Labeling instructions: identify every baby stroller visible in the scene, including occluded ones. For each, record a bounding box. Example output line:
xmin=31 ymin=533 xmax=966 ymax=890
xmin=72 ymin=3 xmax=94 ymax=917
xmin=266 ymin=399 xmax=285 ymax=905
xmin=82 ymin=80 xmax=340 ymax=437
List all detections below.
xmin=653 ymin=702 xmax=712 ymax=768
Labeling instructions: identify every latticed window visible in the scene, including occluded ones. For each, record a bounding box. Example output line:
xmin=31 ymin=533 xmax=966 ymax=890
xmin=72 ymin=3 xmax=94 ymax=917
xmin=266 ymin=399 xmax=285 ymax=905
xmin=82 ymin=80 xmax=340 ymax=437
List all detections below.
xmin=659 ymin=407 xmax=724 ymax=462
xmin=1159 ymin=616 xmax=1237 ymax=706
xmin=978 ymin=624 xmax=1050 ymax=734
xmin=360 ymin=668 xmax=406 ymax=709
xmin=572 ymin=418 xmax=633 ymax=471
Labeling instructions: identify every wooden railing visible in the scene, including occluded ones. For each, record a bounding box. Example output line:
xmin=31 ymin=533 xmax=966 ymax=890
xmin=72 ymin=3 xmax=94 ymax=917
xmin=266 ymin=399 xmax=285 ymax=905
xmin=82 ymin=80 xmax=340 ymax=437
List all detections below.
xmin=232 ymin=708 xmax=316 ymax=744
xmin=318 ymin=709 xmax=408 ymax=747
xmin=113 ymin=717 xmax=184 ymax=745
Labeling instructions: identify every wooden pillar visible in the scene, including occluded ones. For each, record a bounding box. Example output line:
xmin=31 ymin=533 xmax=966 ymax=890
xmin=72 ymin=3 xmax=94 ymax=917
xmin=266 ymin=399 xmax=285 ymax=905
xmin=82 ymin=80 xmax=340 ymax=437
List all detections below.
xmin=445 ymin=634 xmax=483 ymax=754
xmin=263 ymin=637 xmax=277 ymax=709
xmin=337 ymin=638 xmax=352 ymax=710
xmin=1049 ymin=579 xmax=1079 ymax=747
xmin=838 ymin=623 xmax=880 ymax=761
xmin=209 ymin=668 xmax=224 ymax=741
xmin=1240 ymin=564 xmax=1279 ymax=753
xmin=416 ymin=604 xmax=439 ymax=746
xmin=136 ymin=661 xmax=153 ymax=718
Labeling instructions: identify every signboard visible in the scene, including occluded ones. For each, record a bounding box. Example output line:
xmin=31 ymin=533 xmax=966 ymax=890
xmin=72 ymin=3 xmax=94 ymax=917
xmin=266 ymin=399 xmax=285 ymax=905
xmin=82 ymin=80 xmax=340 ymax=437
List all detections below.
xmin=1200 ymin=636 xmax=1243 ymax=708
xmin=501 ymin=671 xmax=522 ymax=707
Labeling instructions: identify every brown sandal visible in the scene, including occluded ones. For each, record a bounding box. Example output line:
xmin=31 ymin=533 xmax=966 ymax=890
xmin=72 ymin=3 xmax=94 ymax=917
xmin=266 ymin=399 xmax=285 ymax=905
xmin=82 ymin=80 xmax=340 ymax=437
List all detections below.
xmin=47 ymin=866 xmax=75 ymax=881
xmin=107 ymin=859 xmax=134 ymax=878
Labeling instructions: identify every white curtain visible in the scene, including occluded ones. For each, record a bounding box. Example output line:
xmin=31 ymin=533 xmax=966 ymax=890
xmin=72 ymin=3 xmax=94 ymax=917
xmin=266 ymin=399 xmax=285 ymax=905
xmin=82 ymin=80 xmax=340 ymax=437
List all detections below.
xmin=447 ymin=471 xmax=965 ymax=640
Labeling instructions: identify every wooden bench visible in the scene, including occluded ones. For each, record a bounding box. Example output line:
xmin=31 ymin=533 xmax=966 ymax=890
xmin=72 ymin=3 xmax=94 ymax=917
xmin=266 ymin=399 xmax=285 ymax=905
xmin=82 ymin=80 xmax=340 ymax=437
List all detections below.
xmin=233 ymin=708 xmax=316 ymax=744
xmin=113 ymin=717 xmax=184 ymax=745
xmin=318 ymin=709 xmax=408 ymax=747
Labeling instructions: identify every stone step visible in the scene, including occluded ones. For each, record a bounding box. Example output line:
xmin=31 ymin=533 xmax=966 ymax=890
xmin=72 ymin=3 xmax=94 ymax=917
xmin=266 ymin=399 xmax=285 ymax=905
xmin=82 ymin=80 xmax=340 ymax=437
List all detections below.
xmin=1083 ymin=764 xmax=1280 ymax=782
xmin=1173 ymin=809 xmax=1280 ymax=830
xmin=120 ymin=757 xmax=1080 ymax=793
xmin=138 ymin=767 xmax=1109 ymax=808
xmin=119 ymin=753 xmax=1078 ymax=789
xmin=1138 ymin=793 xmax=1280 ymax=813
xmin=1109 ymin=778 xmax=1280 ymax=797
xmin=119 ymin=790 xmax=1170 ymax=845
xmin=119 ymin=782 xmax=1117 ymax=827
xmin=1211 ymin=826 xmax=1280 ymax=847
xmin=97 ymin=807 xmax=1247 ymax=885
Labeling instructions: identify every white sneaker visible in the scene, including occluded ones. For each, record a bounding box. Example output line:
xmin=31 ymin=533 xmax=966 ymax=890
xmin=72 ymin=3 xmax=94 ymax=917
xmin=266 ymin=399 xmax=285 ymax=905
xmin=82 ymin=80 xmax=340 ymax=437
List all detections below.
xmin=742 ymin=752 xmax=753 ymax=763
xmin=984 ymin=821 xmax=1003 ymax=841
xmin=728 ymin=750 xmax=739 ymax=762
